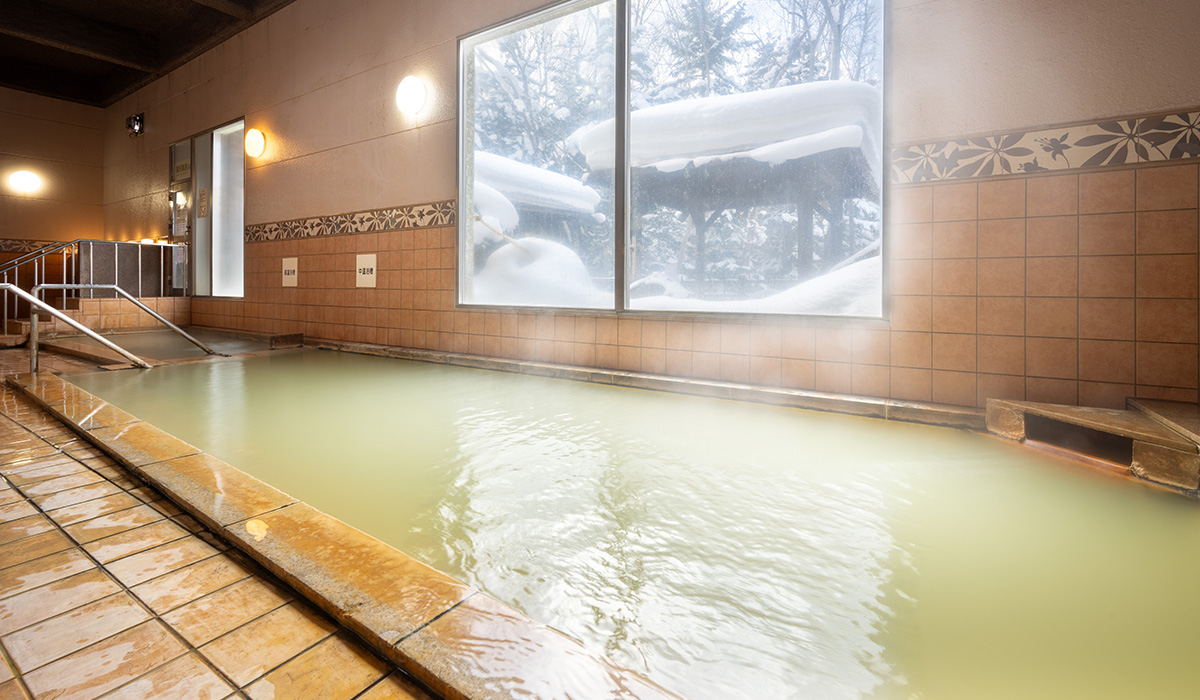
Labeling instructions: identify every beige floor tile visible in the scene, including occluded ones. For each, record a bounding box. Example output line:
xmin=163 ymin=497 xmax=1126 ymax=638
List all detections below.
xmin=46 ymin=492 xmax=142 ymax=526
xmin=0 ymin=569 xmax=121 ymax=635
xmin=201 ymin=602 xmax=336 ymax=686
xmin=0 ymin=680 xmax=22 ymax=700
xmin=4 ymin=592 xmax=150 ymax=672
xmin=0 ymin=515 xmax=54 ymax=546
xmin=83 ymin=519 xmax=191 ymax=564
xmin=0 ymin=548 xmax=93 ymax=599
xmin=0 ymin=530 xmax=73 ymax=568
xmin=130 ymin=554 xmax=252 ymax=615
xmin=105 ymin=537 xmax=220 ymax=587
xmin=97 ymin=652 xmax=235 ymax=700
xmin=0 ymin=455 xmax=79 ymax=480
xmin=16 ymin=470 xmax=103 ymax=497
xmin=5 ymin=460 xmax=89 ymax=487
xmin=0 ymin=659 xmax=10 ymax=683
xmin=63 ymin=504 xmax=167 ymax=544
xmin=23 ymin=620 xmax=187 ymax=700
xmin=245 ymin=634 xmax=388 ymax=700
xmin=0 ymin=502 xmax=36 ymax=524
xmin=163 ymin=577 xmax=292 ymax=646
xmin=0 ymin=445 xmax=61 ymax=468
xmin=32 ymin=481 xmax=122 ymax=511
xmin=355 ymin=673 xmax=439 ymax=700
xmin=0 ymin=490 xmax=21 ymax=508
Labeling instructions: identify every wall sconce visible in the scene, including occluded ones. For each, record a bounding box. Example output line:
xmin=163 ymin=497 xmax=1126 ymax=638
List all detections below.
xmin=8 ymin=170 xmax=41 ymax=194
xmin=175 ymin=191 xmax=187 ymax=206
xmin=395 ymin=76 xmax=427 ymax=115
xmin=245 ymin=128 xmax=266 ymax=158
xmin=125 ymin=113 xmax=145 ymax=137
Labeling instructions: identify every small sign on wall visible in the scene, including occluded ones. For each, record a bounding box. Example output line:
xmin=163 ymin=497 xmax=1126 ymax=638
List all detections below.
xmin=356 ymin=254 xmax=377 ymax=288
xmin=282 ymin=257 xmax=298 ymax=287
xmin=197 ymin=188 xmax=209 ymax=218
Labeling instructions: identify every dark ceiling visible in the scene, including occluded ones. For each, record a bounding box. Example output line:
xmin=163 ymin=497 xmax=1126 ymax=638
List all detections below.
xmin=0 ymin=0 xmax=299 ymax=107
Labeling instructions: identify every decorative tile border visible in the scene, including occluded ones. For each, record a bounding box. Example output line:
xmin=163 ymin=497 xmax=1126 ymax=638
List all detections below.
xmin=0 ymin=239 xmax=52 ymax=254
xmin=245 ymin=200 xmax=455 ymax=243
xmin=891 ymin=110 xmax=1200 ymax=184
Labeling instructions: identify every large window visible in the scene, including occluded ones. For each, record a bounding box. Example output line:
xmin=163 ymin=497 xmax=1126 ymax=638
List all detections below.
xmin=460 ymin=0 xmax=883 ymax=317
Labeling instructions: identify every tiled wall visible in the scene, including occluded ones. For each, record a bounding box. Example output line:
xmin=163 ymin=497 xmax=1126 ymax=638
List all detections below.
xmin=190 ymin=157 xmax=1200 ymax=410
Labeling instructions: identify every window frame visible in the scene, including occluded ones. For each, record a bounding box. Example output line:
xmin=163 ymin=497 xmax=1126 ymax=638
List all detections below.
xmin=456 ymin=0 xmax=890 ymax=323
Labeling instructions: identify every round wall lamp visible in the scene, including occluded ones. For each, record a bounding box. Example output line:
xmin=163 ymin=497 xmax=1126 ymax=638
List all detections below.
xmin=175 ymin=191 xmax=187 ymax=206
xmin=8 ymin=170 xmax=42 ymax=194
xmin=395 ymin=75 xmax=427 ymax=115
xmin=245 ymin=128 xmax=266 ymax=158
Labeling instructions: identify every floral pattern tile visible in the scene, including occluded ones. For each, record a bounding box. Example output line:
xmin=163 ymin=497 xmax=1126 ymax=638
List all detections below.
xmin=244 ymin=201 xmax=455 ymax=243
xmin=891 ymin=110 xmax=1200 ymax=184
xmin=0 ymin=240 xmax=51 ymax=254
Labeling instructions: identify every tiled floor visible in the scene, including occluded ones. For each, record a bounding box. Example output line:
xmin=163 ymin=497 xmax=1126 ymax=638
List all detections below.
xmin=0 ymin=350 xmax=436 ymax=700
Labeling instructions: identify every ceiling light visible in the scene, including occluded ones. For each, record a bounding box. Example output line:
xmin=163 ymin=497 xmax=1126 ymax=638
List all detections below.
xmin=8 ymin=171 xmax=41 ymax=193
xmin=245 ymin=128 xmax=266 ymax=158
xmin=125 ymin=113 xmax=144 ymax=137
xmin=395 ymin=76 xmax=427 ymax=115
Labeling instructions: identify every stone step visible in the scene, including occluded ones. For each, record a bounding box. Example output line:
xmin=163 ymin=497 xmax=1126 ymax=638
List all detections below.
xmin=987 ymin=398 xmax=1200 ymax=492
xmin=0 ymin=334 xmax=27 ymax=348
xmin=1128 ymin=398 xmax=1200 ymax=445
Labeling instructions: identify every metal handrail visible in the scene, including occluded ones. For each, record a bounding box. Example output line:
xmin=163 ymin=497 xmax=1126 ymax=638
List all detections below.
xmin=0 ymin=284 xmax=151 ymax=372
xmin=0 ymin=239 xmax=79 ymax=276
xmin=33 ymin=284 xmax=221 ymax=357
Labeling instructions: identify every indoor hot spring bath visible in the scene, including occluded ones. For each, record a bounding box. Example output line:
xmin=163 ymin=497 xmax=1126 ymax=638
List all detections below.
xmin=67 ymin=349 xmax=1200 ymax=700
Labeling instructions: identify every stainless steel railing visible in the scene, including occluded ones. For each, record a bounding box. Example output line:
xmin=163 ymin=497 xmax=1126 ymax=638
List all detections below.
xmin=0 ymin=283 xmax=152 ymax=372
xmin=32 ymin=284 xmax=219 ymax=358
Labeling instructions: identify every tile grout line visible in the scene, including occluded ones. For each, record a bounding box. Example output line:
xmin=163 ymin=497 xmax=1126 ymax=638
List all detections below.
xmin=0 ymin=408 xmax=255 ymax=700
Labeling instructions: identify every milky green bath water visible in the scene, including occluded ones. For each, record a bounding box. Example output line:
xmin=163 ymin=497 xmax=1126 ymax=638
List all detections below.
xmin=71 ymin=350 xmax=1200 ymax=700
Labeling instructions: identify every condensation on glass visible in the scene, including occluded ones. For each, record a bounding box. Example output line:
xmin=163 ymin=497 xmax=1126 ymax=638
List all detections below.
xmin=459 ymin=0 xmax=616 ymax=309
xmin=174 ymin=120 xmax=246 ymax=298
xmin=459 ymin=0 xmax=884 ymax=317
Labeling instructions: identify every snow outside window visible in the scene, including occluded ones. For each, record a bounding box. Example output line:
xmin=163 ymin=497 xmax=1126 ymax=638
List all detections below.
xmin=459 ymin=0 xmax=617 ymax=309
xmin=460 ymin=0 xmax=884 ymax=317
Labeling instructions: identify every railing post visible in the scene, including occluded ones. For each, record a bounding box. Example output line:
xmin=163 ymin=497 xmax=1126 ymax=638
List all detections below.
xmin=29 ymin=309 xmax=37 ymax=374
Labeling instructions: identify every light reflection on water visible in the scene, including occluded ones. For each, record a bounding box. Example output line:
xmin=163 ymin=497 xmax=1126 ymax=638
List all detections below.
xmin=70 ymin=350 xmax=1200 ymax=700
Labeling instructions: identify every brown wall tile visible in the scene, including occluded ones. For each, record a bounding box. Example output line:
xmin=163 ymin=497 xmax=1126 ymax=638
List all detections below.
xmin=891 ymin=295 xmax=932 ymax=332
xmin=932 ymin=296 xmax=976 ymax=334
xmin=932 ymin=333 xmax=976 ymax=372
xmin=1027 ymin=216 xmax=1078 ymax=256
xmin=893 ymin=186 xmax=933 ymax=224
xmin=931 ymin=259 xmax=976 ymax=295
xmin=1078 ymin=339 xmax=1135 ymax=383
xmin=932 ymin=370 xmax=977 ymax=407
xmin=1137 ymin=298 xmax=1199 ymax=343
xmin=977 ymin=373 xmax=1025 ymax=405
xmin=890 ymin=367 xmax=931 ymax=402
xmin=1026 ymin=257 xmax=1078 ymax=297
xmin=1137 ymin=342 xmax=1199 ymax=388
xmin=1078 ymin=256 xmax=1135 ymax=298
xmin=1026 ymin=377 xmax=1078 ymax=404
xmin=852 ymin=363 xmax=890 ymax=398
xmin=1137 ymin=164 xmax=1199 ymax=211
xmin=978 ymin=179 xmax=1026 ymax=220
xmin=1026 ymin=337 xmax=1077 ymax=379
xmin=1025 ymin=297 xmax=1077 ymax=338
xmin=1136 ymin=210 xmax=1198 ymax=254
xmin=977 ymin=297 xmax=1025 ymax=336
xmin=1136 ymin=255 xmax=1198 ymax=298
xmin=931 ymin=220 xmax=977 ymax=258
xmin=1079 ymin=298 xmax=1136 ymax=341
xmin=978 ymin=335 xmax=1025 ymax=375
xmin=978 ymin=258 xmax=1024 ymax=296
xmin=890 ymin=331 xmax=932 ymax=368
xmin=977 ymin=218 xmax=1025 ymax=258
xmin=852 ymin=329 xmax=890 ymax=365
xmin=1027 ymin=174 xmax=1079 ymax=216
xmin=1078 ymin=381 xmax=1136 ymax=409
xmin=933 ymin=182 xmax=978 ymax=222
xmin=1079 ymin=169 xmax=1135 ymax=214
xmin=893 ymin=223 xmax=932 ymax=259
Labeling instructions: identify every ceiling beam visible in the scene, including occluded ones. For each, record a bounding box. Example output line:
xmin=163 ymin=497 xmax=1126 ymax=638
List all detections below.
xmin=0 ymin=2 xmax=158 ymax=73
xmin=185 ymin=0 xmax=254 ymax=22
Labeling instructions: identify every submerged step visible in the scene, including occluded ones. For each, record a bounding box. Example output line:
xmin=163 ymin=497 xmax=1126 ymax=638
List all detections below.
xmin=986 ymin=399 xmax=1200 ymax=493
